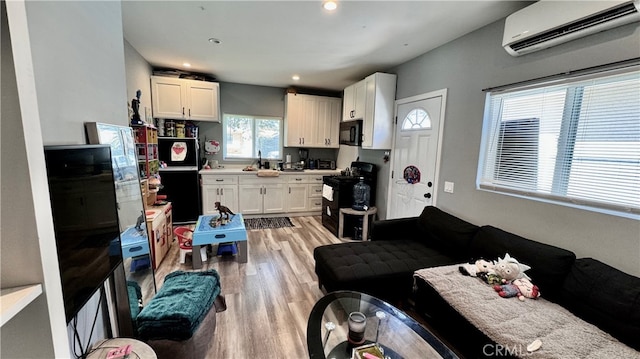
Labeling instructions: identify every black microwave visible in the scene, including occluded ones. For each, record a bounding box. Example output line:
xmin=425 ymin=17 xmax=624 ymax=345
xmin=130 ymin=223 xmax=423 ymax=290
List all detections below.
xmin=339 ymin=120 xmax=362 ymax=146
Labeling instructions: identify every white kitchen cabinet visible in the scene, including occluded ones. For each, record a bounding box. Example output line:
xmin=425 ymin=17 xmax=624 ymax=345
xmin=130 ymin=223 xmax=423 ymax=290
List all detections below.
xmin=362 ymin=72 xmax=397 ymax=149
xmin=285 ymin=174 xmax=325 ymax=212
xmin=201 ymin=175 xmax=238 ymax=214
xmin=284 ymin=93 xmax=341 ymax=148
xmin=342 ymin=80 xmax=366 ymax=122
xmin=151 ymin=76 xmax=220 ymax=122
xmin=238 ymin=177 xmax=286 ymax=215
xmin=306 ymin=174 xmax=324 ymax=212
xmin=314 ymin=97 xmax=341 ymax=148
xmin=286 ymin=184 xmax=308 ymax=212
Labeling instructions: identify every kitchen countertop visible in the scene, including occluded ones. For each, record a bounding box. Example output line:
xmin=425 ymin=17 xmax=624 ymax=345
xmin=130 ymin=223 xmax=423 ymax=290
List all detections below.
xmin=199 ymin=167 xmax=341 ymax=176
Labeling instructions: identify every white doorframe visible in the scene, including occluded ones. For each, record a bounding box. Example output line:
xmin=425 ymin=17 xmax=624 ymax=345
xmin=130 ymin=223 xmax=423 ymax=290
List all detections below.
xmin=386 ymin=89 xmax=448 ymax=218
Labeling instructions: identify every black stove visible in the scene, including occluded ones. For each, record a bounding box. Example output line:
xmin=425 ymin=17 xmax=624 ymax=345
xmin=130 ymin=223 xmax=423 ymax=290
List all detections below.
xmin=322 ymin=162 xmax=377 ymax=238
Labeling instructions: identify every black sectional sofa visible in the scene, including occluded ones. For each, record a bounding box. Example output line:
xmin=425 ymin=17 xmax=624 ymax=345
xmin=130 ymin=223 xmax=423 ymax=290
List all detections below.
xmin=313 ymin=206 xmax=640 ymax=357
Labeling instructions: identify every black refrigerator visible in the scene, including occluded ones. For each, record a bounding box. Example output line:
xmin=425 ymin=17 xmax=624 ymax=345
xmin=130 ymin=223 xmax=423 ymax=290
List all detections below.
xmin=158 ymin=137 xmax=201 ymax=224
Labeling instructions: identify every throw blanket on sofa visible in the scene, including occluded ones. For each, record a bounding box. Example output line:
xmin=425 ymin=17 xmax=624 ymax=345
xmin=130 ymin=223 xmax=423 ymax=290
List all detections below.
xmin=414 ymin=265 xmax=639 ymax=359
xmin=137 ymin=270 xmax=221 ymax=341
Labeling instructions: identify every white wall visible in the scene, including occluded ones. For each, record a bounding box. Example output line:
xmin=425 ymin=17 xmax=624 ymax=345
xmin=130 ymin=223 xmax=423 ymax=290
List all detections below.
xmin=389 ymin=20 xmax=640 ymax=276
xmin=2 ymin=1 xmax=68 ymax=357
xmin=25 ymin=0 xmax=128 ymax=144
xmin=3 ymin=0 xmax=129 ymax=355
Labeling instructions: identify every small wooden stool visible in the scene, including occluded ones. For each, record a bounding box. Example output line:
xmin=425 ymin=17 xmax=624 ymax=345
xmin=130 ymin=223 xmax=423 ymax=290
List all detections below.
xmin=339 ymin=206 xmax=378 ymax=241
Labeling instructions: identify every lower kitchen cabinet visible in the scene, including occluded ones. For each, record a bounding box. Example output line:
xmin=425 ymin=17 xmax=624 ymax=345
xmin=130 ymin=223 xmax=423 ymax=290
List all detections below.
xmin=201 ymin=175 xmax=238 ymax=215
xmin=286 ymin=184 xmax=308 ymax=212
xmin=238 ymin=177 xmax=286 ymax=215
xmin=308 ymin=183 xmax=324 ymax=211
xmin=202 ymin=184 xmax=238 ymax=215
xmin=286 ymin=174 xmax=324 ymax=213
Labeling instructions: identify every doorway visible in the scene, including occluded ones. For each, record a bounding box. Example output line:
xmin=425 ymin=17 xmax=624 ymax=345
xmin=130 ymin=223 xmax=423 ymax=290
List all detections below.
xmin=387 ymin=89 xmax=447 ymax=219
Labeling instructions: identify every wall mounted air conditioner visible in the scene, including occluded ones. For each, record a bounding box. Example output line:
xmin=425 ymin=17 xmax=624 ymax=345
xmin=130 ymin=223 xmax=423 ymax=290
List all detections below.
xmin=503 ymin=0 xmax=640 ymax=56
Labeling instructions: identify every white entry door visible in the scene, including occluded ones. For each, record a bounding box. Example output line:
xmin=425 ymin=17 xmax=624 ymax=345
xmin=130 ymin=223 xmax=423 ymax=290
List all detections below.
xmin=388 ymin=90 xmax=446 ymax=219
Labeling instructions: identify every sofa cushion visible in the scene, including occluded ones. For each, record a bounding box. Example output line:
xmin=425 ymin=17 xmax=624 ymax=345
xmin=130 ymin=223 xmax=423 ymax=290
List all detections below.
xmin=469 ymin=226 xmax=576 ymax=302
xmin=561 ymin=258 xmax=640 ymax=350
xmin=314 ymin=240 xmax=458 ymax=300
xmin=416 ymin=206 xmax=479 ymax=260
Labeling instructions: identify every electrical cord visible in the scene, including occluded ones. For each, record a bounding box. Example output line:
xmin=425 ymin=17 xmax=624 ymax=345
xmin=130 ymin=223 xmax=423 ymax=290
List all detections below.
xmin=72 ymin=288 xmax=106 ymax=359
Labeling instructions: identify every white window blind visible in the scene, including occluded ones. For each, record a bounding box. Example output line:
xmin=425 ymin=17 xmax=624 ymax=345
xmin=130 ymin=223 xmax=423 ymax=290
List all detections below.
xmin=478 ymin=67 xmax=640 ymax=217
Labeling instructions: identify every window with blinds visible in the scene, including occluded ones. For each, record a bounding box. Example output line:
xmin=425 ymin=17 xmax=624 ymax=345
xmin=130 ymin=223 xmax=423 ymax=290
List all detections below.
xmin=477 ymin=67 xmax=640 ymax=217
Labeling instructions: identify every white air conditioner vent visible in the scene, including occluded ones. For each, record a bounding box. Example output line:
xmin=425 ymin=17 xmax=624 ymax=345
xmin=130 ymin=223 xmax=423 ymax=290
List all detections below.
xmin=503 ymin=0 xmax=640 ymax=56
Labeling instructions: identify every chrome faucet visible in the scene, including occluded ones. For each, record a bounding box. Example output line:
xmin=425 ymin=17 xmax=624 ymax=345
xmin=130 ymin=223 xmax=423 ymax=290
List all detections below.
xmin=258 ymin=150 xmax=262 ymax=169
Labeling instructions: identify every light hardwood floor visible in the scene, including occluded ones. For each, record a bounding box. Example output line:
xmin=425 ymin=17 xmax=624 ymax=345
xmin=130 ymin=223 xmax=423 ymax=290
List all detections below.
xmin=151 ymin=215 xmax=343 ymax=358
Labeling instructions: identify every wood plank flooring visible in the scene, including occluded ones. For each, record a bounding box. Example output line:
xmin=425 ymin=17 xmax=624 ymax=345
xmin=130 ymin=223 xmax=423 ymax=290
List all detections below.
xmin=151 ymin=215 xmax=343 ymax=358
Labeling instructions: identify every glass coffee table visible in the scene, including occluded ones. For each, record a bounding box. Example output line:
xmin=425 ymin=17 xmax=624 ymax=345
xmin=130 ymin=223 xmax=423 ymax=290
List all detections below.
xmin=307 ymin=291 xmax=458 ymax=359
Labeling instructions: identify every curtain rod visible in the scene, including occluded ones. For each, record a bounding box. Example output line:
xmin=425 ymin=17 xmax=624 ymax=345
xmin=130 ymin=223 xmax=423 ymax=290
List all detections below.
xmin=482 ymin=57 xmax=640 ymax=93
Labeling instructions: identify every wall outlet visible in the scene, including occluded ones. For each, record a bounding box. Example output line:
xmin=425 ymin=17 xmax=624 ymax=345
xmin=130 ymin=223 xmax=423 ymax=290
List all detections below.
xmin=444 ymin=181 xmax=454 ymax=193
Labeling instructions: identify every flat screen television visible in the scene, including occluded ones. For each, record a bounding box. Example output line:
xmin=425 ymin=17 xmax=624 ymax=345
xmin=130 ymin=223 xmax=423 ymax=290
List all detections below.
xmin=44 ymin=144 xmax=123 ymax=323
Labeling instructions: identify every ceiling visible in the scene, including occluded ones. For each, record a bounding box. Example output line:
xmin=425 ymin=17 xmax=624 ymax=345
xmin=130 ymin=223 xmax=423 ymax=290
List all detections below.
xmin=122 ymin=1 xmax=529 ymax=92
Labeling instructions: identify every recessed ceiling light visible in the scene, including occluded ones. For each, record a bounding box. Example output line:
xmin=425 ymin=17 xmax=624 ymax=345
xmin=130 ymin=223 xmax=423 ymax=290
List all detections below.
xmin=183 ymin=63 xmax=191 ymax=68
xmin=323 ymin=1 xmax=337 ymax=11
xmin=208 ymin=38 xmax=221 ymax=44
xmin=292 ymin=75 xmax=300 ymax=81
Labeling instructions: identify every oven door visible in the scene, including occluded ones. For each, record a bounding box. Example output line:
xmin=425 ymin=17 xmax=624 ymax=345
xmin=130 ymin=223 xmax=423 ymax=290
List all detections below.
xmin=321 ymin=178 xmax=340 ymax=236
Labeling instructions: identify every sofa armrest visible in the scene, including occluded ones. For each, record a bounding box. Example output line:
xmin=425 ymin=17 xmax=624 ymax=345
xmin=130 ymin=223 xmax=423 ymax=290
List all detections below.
xmin=370 ymin=217 xmax=420 ymax=241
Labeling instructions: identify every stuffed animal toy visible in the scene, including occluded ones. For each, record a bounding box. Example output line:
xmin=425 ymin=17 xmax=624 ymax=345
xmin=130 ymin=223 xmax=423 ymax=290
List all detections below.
xmin=458 ymin=259 xmax=495 ymax=277
xmin=493 ymin=253 xmax=531 ymax=282
xmin=494 ymin=278 xmax=540 ymax=301
xmin=513 ymin=278 xmax=540 ymax=299
xmin=494 ymin=282 xmax=522 ymax=300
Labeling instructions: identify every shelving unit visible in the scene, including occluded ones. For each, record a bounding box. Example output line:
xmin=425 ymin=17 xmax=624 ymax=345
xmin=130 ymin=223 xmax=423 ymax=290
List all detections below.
xmin=1 ymin=284 xmax=43 ymax=327
xmin=132 ymin=125 xmax=159 ymax=179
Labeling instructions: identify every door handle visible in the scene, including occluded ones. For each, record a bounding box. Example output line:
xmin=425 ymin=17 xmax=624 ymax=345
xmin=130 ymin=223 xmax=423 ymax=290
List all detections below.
xmin=216 ymin=188 xmax=219 ymax=195
xmin=424 ymin=193 xmax=432 ymax=199
xmin=221 ymin=188 xmax=224 ymax=195
xmin=189 ymin=108 xmax=191 ymax=117
xmin=182 ymin=107 xmax=185 ymax=116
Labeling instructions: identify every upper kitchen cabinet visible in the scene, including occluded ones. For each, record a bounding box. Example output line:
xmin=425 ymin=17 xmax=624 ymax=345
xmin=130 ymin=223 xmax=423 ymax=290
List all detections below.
xmin=284 ymin=93 xmax=341 ymax=148
xmin=342 ymin=80 xmax=366 ymax=122
xmin=151 ymin=76 xmax=220 ymax=122
xmin=362 ymin=72 xmax=397 ymax=149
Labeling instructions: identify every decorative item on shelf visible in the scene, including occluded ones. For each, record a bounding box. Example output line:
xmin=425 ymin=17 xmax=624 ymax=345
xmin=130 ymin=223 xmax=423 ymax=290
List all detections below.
xmin=175 ymin=121 xmax=185 ymax=138
xmin=185 ymin=121 xmax=198 ymax=138
xmin=215 ymin=201 xmax=235 ymax=221
xmin=165 ymin=120 xmax=176 ymax=137
xmin=204 ymin=139 xmax=220 ymax=154
xmin=130 ymin=89 xmax=144 ymax=126
xmin=156 ymin=118 xmax=165 ymax=136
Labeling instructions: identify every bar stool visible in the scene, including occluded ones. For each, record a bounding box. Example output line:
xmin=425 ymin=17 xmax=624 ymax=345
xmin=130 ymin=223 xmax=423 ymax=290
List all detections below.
xmin=339 ymin=206 xmax=378 ymax=241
